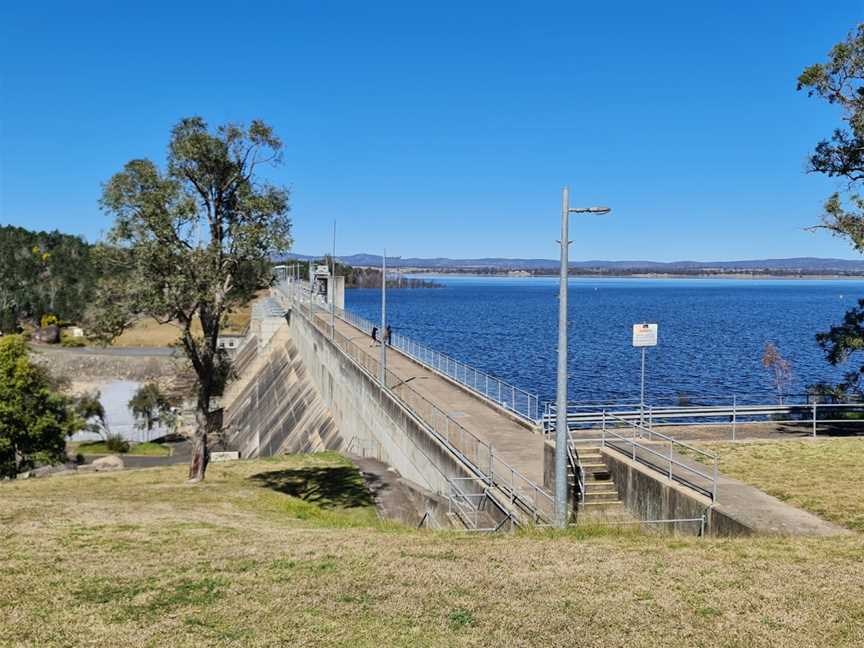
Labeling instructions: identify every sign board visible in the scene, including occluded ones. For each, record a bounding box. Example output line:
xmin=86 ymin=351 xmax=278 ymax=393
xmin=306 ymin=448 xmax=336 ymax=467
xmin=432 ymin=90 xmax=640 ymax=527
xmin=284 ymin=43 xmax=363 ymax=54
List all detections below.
xmin=632 ymin=323 xmax=658 ymax=347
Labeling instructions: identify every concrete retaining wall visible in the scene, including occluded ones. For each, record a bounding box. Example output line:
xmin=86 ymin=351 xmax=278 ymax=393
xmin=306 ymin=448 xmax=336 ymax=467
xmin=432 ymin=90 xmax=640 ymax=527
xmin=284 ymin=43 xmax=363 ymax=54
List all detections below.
xmin=222 ymin=326 xmax=339 ymax=457
xmin=287 ymin=308 xmax=482 ymax=496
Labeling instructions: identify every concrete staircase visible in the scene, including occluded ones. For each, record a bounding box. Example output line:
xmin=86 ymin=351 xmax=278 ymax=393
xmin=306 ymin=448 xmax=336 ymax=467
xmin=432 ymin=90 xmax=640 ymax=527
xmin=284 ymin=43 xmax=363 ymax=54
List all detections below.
xmin=571 ymin=445 xmax=630 ymax=523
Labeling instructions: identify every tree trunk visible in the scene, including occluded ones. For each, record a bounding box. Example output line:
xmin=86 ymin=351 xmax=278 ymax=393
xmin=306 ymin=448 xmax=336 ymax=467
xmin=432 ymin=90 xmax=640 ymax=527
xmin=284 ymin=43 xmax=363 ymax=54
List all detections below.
xmin=187 ymin=407 xmax=209 ymax=482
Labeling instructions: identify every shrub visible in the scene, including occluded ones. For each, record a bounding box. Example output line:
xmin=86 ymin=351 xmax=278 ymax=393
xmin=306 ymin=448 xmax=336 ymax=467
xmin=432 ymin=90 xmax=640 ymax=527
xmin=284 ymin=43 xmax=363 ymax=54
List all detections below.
xmin=40 ymin=314 xmax=59 ymax=328
xmin=105 ymin=434 xmax=130 ymax=454
xmin=61 ymin=335 xmax=86 ymax=348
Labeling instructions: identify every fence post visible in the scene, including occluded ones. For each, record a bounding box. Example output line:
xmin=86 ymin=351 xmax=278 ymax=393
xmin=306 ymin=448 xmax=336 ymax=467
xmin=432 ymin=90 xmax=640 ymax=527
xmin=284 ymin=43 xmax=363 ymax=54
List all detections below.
xmin=732 ymin=394 xmax=737 ymax=441
xmin=632 ymin=425 xmax=637 ymax=460
xmin=812 ymin=402 xmax=817 ymax=438
xmin=602 ymin=410 xmax=606 ymax=446
xmin=668 ymin=441 xmax=673 ymax=479
xmin=712 ymin=458 xmax=719 ymax=501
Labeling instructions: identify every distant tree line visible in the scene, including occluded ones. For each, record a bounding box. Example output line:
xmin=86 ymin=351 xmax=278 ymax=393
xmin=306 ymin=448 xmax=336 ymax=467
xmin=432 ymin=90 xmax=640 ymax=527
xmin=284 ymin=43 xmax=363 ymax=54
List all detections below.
xmin=0 ymin=226 xmax=98 ymax=332
xmin=399 ymin=266 xmax=864 ymax=278
xmin=282 ymin=258 xmax=443 ymax=288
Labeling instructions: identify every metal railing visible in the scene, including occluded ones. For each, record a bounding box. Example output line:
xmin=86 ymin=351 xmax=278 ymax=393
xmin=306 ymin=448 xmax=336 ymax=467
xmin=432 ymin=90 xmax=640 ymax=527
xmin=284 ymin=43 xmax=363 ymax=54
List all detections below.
xmin=448 ymin=477 xmax=515 ymax=532
xmin=545 ymin=398 xmax=864 ymax=439
xmin=327 ymin=302 xmax=540 ymax=422
xmin=598 ymin=412 xmax=719 ymax=501
xmin=276 ymin=284 xmax=555 ymax=525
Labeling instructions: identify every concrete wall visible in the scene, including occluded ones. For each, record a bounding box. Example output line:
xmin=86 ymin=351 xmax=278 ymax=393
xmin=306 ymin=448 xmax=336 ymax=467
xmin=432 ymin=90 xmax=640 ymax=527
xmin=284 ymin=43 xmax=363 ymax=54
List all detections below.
xmin=222 ymin=326 xmax=340 ymax=457
xmin=287 ymin=307 xmax=482 ymax=496
xmin=602 ymin=449 xmax=713 ymax=535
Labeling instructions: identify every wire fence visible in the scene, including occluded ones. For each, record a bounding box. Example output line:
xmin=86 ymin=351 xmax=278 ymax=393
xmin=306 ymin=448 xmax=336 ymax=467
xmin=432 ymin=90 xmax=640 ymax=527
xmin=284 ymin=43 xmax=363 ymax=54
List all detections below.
xmin=329 ymin=302 xmax=540 ymax=422
xmin=276 ymin=282 xmax=555 ymax=524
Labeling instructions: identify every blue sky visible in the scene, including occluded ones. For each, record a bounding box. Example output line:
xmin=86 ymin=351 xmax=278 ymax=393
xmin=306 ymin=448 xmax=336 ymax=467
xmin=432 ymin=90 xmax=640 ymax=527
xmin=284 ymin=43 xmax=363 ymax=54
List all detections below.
xmin=1 ymin=1 xmax=863 ymax=261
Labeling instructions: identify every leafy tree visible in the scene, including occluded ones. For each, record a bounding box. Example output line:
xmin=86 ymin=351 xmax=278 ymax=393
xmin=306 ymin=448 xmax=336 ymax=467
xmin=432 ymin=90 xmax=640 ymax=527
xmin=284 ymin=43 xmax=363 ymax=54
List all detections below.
xmin=90 ymin=117 xmax=291 ymax=481
xmin=0 ymin=225 xmax=96 ymax=327
xmin=129 ymin=383 xmax=176 ymax=433
xmin=75 ymin=391 xmax=109 ymax=438
xmin=0 ymin=336 xmax=82 ymax=477
xmin=761 ymin=342 xmax=793 ymax=404
xmin=799 ymin=25 xmax=864 ymax=396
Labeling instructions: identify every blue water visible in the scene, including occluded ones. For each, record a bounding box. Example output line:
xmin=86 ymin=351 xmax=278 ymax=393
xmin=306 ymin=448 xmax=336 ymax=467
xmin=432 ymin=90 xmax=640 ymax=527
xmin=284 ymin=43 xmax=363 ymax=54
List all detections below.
xmin=345 ymin=276 xmax=864 ymax=404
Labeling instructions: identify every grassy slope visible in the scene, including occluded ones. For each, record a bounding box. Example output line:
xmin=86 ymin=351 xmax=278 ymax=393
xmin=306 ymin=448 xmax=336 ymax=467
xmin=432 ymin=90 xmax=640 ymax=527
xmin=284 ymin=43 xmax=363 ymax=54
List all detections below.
xmin=2 ymin=452 xmax=864 ymax=647
xmin=694 ymin=438 xmax=864 ymax=532
xmin=111 ymin=295 xmax=260 ymax=348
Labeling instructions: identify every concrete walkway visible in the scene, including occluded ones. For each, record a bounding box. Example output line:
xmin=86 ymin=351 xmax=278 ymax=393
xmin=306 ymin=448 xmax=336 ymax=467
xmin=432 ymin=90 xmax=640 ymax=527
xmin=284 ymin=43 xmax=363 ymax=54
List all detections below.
xmin=314 ymin=312 xmax=547 ymax=486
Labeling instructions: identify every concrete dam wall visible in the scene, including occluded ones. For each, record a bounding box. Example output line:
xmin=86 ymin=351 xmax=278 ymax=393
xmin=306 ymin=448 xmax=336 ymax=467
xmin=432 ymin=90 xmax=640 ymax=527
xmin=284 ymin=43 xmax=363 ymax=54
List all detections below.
xmin=222 ymin=303 xmax=483 ymax=503
xmin=222 ymin=326 xmax=340 ymax=457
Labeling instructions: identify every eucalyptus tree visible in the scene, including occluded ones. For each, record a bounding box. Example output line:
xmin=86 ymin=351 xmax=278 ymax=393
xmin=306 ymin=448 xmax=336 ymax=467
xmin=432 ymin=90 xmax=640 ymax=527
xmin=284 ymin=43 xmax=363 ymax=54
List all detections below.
xmin=799 ymin=25 xmax=864 ymax=397
xmin=92 ymin=117 xmax=291 ymax=480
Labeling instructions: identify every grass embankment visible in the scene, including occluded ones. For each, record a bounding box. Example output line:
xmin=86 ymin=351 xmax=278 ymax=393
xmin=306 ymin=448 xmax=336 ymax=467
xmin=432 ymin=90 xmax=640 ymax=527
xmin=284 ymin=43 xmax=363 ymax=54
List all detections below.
xmin=73 ymin=441 xmax=171 ymax=457
xmin=695 ymin=438 xmax=864 ymax=532
xmin=111 ymin=295 xmax=260 ymax=348
xmin=2 ymin=452 xmax=864 ymax=647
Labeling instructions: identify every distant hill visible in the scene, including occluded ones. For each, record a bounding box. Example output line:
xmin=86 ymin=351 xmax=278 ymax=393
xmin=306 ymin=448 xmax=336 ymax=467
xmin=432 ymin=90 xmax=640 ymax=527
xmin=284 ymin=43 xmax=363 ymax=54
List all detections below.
xmin=276 ymin=253 xmax=864 ymax=274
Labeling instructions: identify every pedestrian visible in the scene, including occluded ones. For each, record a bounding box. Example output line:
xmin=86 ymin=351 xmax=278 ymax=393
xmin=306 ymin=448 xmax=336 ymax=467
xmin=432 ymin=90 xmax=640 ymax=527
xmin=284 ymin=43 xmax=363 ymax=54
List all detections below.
xmin=371 ymin=326 xmax=378 ymax=346
xmin=385 ymin=325 xmax=392 ymax=346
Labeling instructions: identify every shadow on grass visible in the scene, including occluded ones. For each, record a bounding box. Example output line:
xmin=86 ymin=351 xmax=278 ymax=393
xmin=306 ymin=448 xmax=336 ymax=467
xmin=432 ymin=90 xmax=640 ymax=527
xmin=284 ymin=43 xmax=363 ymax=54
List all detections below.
xmin=248 ymin=466 xmax=376 ymax=509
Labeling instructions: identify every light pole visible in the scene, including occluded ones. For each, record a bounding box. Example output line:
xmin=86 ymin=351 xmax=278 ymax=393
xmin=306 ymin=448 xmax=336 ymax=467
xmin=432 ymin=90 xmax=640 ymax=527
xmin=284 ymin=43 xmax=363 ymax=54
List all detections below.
xmin=331 ymin=221 xmax=336 ymax=338
xmin=380 ymin=249 xmax=387 ymax=385
xmin=555 ymin=186 xmax=611 ymax=528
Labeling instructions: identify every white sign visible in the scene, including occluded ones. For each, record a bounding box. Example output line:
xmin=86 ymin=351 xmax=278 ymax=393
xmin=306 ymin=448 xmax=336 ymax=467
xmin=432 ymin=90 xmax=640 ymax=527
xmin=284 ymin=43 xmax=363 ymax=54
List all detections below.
xmin=632 ymin=323 xmax=658 ymax=347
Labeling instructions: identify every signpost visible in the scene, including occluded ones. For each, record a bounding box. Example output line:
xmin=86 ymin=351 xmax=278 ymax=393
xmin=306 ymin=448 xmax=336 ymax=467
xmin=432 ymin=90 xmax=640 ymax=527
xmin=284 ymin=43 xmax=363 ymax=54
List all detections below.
xmin=632 ymin=323 xmax=658 ymax=423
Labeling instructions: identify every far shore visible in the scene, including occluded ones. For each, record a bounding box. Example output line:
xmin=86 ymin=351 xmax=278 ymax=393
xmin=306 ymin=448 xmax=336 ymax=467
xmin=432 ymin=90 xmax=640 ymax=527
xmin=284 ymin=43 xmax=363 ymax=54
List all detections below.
xmin=395 ymin=271 xmax=864 ymax=281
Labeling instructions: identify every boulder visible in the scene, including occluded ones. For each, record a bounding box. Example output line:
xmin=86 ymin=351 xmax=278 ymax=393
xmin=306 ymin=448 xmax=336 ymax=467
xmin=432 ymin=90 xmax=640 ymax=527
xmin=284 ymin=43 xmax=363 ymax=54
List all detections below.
xmin=91 ymin=455 xmax=124 ymax=471
xmin=32 ymin=325 xmax=60 ymax=344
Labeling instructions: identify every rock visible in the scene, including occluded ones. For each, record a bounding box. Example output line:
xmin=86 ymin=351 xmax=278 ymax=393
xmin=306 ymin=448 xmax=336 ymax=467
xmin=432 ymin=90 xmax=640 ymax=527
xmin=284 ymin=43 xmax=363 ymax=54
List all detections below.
xmin=91 ymin=455 xmax=124 ymax=471
xmin=32 ymin=325 xmax=60 ymax=344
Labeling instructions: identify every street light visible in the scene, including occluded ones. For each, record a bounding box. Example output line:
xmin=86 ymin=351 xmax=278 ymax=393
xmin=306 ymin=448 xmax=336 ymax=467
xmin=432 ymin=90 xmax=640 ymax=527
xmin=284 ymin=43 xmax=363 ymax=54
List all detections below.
xmin=555 ymin=186 xmax=612 ymax=528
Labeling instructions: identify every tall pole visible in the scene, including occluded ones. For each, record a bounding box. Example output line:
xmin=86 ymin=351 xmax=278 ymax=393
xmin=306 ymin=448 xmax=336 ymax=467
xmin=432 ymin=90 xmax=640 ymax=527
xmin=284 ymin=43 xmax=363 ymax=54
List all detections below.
xmin=380 ymin=249 xmax=387 ymax=385
xmin=640 ymin=347 xmax=646 ymax=424
xmin=331 ymin=221 xmax=336 ymax=337
xmin=555 ymin=187 xmax=570 ymax=528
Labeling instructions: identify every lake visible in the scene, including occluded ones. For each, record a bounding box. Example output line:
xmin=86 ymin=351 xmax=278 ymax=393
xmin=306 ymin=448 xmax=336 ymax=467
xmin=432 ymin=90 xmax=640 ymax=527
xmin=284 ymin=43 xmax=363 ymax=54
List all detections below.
xmin=344 ymin=276 xmax=864 ymax=405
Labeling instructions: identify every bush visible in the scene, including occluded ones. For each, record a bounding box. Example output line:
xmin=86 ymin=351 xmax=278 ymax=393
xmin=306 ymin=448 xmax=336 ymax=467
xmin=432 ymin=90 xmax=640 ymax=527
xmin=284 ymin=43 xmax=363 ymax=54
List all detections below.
xmin=60 ymin=335 xmax=86 ymax=348
xmin=40 ymin=314 xmax=59 ymax=328
xmin=104 ymin=434 xmax=130 ymax=454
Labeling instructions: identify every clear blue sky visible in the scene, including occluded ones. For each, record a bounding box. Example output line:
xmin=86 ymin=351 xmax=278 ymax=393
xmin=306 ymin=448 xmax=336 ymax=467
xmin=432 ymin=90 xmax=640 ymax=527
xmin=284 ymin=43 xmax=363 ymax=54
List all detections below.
xmin=1 ymin=1 xmax=862 ymax=261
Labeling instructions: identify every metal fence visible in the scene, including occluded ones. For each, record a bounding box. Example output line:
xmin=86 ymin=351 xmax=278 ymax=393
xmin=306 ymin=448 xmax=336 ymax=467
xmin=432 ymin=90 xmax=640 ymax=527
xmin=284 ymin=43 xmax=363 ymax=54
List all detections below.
xmin=328 ymin=302 xmax=540 ymax=422
xmin=281 ymin=287 xmax=555 ymax=525
xmin=545 ymin=397 xmax=864 ymax=439
xmin=599 ymin=412 xmax=719 ymax=500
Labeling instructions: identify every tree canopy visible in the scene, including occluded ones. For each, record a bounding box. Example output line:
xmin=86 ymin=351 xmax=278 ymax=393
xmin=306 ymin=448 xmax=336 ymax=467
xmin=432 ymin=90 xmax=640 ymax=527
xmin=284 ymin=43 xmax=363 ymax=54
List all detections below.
xmin=0 ymin=336 xmax=82 ymax=477
xmin=0 ymin=226 xmax=96 ymax=331
xmin=91 ymin=117 xmax=292 ymax=480
xmin=800 ymin=24 xmax=864 ymax=398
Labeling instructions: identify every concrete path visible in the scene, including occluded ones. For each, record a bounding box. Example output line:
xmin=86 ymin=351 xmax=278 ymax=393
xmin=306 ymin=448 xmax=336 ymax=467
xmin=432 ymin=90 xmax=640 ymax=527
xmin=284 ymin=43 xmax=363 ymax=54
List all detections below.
xmin=315 ymin=313 xmax=547 ymax=486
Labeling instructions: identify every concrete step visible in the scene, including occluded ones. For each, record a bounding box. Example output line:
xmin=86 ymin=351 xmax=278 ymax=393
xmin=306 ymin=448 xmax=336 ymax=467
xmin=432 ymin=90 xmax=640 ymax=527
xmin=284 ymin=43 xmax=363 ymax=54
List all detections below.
xmin=582 ymin=491 xmax=620 ymax=503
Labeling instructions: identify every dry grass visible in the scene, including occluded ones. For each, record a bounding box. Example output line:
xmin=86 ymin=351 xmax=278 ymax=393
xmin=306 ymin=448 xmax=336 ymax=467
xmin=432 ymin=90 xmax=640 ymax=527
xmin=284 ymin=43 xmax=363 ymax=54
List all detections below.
xmin=694 ymin=437 xmax=864 ymax=532
xmin=2 ymin=452 xmax=864 ymax=647
xmin=111 ymin=294 xmax=262 ymax=348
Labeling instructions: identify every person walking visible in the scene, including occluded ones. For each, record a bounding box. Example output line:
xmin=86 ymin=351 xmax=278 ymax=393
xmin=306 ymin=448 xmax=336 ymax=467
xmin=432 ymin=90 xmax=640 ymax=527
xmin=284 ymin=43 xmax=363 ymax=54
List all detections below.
xmin=370 ymin=326 xmax=378 ymax=346
xmin=385 ymin=325 xmax=392 ymax=346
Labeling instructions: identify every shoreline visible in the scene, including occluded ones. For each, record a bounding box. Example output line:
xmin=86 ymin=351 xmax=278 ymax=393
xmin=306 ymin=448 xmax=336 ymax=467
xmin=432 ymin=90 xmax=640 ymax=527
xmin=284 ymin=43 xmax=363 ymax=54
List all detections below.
xmin=396 ymin=271 xmax=864 ymax=281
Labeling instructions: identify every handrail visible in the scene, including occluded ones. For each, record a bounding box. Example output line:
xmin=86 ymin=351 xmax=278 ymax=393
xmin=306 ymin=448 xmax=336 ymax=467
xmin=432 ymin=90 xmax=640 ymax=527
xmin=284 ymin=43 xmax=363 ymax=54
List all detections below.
xmin=276 ymin=282 xmax=555 ymax=524
xmin=601 ymin=411 xmax=719 ymax=501
xmin=330 ymin=302 xmax=540 ymax=422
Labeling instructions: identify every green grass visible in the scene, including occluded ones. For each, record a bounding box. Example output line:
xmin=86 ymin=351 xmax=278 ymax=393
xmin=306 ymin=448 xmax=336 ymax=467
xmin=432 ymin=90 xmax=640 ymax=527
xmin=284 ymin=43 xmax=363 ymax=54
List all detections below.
xmin=695 ymin=438 xmax=864 ymax=531
xmin=74 ymin=441 xmax=171 ymax=457
xmin=1 ymin=451 xmax=864 ymax=647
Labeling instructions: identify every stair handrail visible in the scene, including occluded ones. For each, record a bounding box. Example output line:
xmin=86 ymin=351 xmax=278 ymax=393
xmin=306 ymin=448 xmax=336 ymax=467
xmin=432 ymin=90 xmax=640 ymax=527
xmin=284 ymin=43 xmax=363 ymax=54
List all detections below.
xmin=565 ymin=440 xmax=585 ymax=504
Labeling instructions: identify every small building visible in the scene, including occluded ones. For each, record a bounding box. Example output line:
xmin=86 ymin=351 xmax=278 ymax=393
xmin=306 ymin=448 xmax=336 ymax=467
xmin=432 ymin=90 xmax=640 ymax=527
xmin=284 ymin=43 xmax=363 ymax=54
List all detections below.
xmin=217 ymin=332 xmax=247 ymax=351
